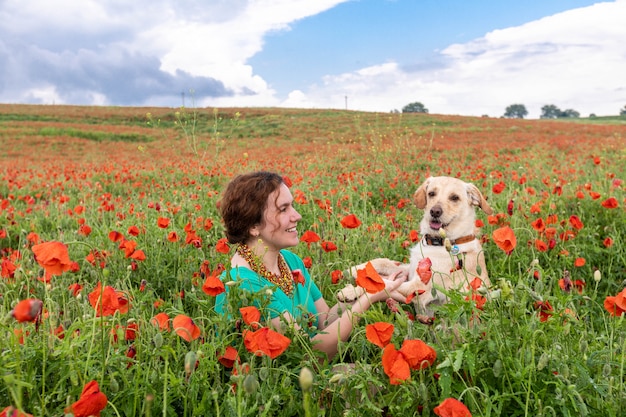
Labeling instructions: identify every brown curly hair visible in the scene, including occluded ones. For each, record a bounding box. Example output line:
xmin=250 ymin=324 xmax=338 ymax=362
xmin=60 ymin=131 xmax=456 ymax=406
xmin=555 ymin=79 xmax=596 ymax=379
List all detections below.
xmin=218 ymin=171 xmax=284 ymax=244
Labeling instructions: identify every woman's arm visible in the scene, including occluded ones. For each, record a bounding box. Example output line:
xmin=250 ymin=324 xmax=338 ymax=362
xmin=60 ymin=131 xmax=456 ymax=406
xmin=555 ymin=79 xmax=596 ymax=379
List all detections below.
xmin=271 ymin=272 xmax=406 ymax=360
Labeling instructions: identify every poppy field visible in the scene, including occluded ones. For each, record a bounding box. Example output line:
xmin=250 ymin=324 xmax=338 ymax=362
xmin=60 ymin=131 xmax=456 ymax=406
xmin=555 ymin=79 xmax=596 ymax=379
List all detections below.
xmin=0 ymin=103 xmax=625 ymax=416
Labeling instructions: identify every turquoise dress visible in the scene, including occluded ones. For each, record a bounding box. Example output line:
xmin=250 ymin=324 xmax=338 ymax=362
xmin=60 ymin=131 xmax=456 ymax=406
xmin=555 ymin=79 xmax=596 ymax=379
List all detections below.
xmin=214 ymin=250 xmax=323 ymax=328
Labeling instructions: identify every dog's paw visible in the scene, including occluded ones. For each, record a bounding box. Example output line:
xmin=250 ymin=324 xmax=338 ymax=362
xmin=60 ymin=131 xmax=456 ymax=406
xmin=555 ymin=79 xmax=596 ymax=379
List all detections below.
xmin=336 ymin=284 xmax=366 ymax=303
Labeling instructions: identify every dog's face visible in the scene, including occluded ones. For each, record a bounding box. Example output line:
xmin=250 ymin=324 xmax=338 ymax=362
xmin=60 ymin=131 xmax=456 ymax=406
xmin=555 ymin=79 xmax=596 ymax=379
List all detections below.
xmin=413 ymin=176 xmax=493 ymax=238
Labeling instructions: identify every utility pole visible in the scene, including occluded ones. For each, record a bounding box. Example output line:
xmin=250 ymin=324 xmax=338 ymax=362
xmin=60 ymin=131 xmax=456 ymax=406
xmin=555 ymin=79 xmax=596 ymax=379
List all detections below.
xmin=181 ymin=91 xmax=185 ymax=107
xmin=345 ymin=95 xmax=348 ymax=110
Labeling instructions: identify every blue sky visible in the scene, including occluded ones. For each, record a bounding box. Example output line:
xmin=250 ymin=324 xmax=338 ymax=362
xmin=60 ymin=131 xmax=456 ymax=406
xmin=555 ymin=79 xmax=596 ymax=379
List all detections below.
xmin=0 ymin=0 xmax=624 ymax=118
xmin=251 ymin=0 xmax=605 ymax=96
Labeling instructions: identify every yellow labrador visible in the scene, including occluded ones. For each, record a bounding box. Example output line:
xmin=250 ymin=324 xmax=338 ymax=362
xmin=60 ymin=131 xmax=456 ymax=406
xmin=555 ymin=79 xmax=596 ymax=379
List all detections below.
xmin=339 ymin=176 xmax=493 ymax=314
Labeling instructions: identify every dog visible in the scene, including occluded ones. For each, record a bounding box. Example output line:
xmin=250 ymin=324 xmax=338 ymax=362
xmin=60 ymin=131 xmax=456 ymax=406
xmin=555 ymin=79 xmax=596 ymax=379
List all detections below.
xmin=338 ymin=176 xmax=493 ymax=315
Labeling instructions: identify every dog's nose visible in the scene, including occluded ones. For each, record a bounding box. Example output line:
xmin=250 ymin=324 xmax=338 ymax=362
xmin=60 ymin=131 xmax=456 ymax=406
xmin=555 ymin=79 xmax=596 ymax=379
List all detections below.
xmin=430 ymin=205 xmax=442 ymax=218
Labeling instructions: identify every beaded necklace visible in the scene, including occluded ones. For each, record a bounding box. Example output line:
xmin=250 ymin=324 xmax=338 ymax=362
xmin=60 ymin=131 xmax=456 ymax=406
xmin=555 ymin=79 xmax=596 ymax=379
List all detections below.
xmin=236 ymin=244 xmax=294 ymax=296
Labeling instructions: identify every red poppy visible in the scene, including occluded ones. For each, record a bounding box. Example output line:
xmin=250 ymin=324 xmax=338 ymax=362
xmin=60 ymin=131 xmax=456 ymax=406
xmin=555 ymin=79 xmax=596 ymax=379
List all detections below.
xmin=534 ymin=301 xmax=553 ymax=322
xmin=68 ymin=283 xmax=83 ymax=297
xmin=340 ymin=214 xmax=362 ymax=229
xmin=157 ymin=217 xmax=170 ymax=228
xmin=434 ymin=397 xmax=472 ymax=417
xmin=292 ymin=269 xmax=305 ymax=286
xmin=1 ymin=258 xmax=17 ymax=278
xmin=409 ymin=229 xmax=420 ymax=242
xmin=26 ymin=232 xmax=40 ymax=245
xmin=127 ymin=225 xmax=140 ymax=236
xmin=215 ymin=238 xmax=230 ymax=254
xmin=568 ymin=215 xmax=584 ymax=230
xmin=11 ymin=299 xmax=43 ymax=323
xmin=78 ymin=224 xmax=92 ymax=237
xmin=218 ymin=345 xmax=240 ymax=368
xmin=492 ymin=226 xmax=516 ymax=254
xmin=239 ymin=306 xmax=261 ymax=328
xmin=356 ymin=261 xmax=385 ymax=294
xmin=399 ymin=339 xmax=437 ymax=370
xmin=31 ymin=241 xmax=73 ymax=276
xmin=300 ymin=230 xmax=321 ymax=247
xmin=467 ymin=293 xmax=487 ymax=310
xmin=530 ymin=218 xmax=545 ymax=233
xmin=243 ymin=327 xmax=291 ymax=359
xmin=321 ymin=241 xmax=337 ymax=252
xmin=603 ymin=237 xmax=613 ymax=248
xmin=167 ymin=231 xmax=179 ymax=242
xmin=416 ymin=258 xmax=432 ymax=284
xmin=201 ymin=263 xmax=226 ymax=296
xmin=173 ymin=314 xmax=201 ymax=342
xmin=88 ymin=282 xmax=130 ymax=317
xmin=0 ymin=406 xmax=33 ymax=417
xmin=534 ymin=239 xmax=548 ymax=252
xmin=604 ymin=288 xmax=626 ymax=317
xmin=150 ymin=312 xmax=171 ymax=331
xmin=331 ymin=269 xmax=343 ymax=284
xmin=130 ymin=249 xmax=146 ymax=261
xmin=70 ymin=380 xmax=107 ymax=417
xmin=365 ymin=322 xmax=394 ymax=348
xmin=507 ymin=199 xmax=514 ymax=216
xmin=303 ymin=256 xmax=312 ymax=268
xmin=492 ymin=182 xmax=505 ymax=194
xmin=601 ymin=197 xmax=618 ymax=209
xmin=381 ymin=344 xmax=410 ymax=385
xmin=574 ymin=257 xmax=586 ymax=267
xmin=124 ymin=322 xmax=138 ymax=341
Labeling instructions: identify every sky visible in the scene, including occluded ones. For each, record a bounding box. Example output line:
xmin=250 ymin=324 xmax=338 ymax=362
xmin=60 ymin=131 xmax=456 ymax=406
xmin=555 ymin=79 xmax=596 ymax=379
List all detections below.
xmin=1 ymin=0 xmax=625 ymax=119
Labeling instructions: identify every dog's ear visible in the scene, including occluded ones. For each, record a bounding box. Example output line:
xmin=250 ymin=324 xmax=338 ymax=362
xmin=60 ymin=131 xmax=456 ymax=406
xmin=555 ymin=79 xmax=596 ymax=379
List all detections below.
xmin=466 ymin=183 xmax=493 ymax=214
xmin=413 ymin=178 xmax=430 ymax=209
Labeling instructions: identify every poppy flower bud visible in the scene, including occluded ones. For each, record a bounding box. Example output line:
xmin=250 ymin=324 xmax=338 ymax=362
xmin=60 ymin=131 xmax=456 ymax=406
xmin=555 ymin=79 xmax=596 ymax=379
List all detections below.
xmin=444 ymin=238 xmax=452 ymax=252
xmin=537 ymin=352 xmax=549 ymax=371
xmin=593 ymin=270 xmax=601 ymax=282
xmin=153 ymin=332 xmax=163 ymax=348
xmin=109 ymin=376 xmax=119 ymax=393
xmin=493 ymin=359 xmax=502 ymax=377
xmin=329 ymin=373 xmax=345 ymax=384
xmin=243 ymin=374 xmax=259 ymax=394
xmin=299 ymin=367 xmax=313 ymax=391
xmin=184 ymin=351 xmax=197 ymax=378
xmin=438 ymin=228 xmax=446 ymax=238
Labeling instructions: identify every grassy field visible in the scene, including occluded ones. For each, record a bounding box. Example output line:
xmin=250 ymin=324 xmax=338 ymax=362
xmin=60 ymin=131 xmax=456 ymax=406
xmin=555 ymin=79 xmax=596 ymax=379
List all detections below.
xmin=0 ymin=103 xmax=625 ymax=416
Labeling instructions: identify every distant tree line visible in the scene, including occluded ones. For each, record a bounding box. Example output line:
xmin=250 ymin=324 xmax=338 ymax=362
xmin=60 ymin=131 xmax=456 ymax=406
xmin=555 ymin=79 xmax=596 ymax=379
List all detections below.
xmin=396 ymin=101 xmax=626 ymax=118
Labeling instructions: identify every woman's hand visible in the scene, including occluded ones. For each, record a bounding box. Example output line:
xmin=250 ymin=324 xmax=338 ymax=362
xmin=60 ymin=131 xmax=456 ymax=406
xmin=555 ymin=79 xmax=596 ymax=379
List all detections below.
xmin=370 ymin=270 xmax=407 ymax=303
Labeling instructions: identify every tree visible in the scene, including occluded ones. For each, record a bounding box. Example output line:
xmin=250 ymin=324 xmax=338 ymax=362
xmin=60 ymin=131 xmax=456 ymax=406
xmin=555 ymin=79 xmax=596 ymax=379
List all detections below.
xmin=540 ymin=104 xmax=561 ymax=119
xmin=402 ymin=102 xmax=428 ymax=113
xmin=541 ymin=104 xmax=580 ymax=119
xmin=620 ymin=105 xmax=626 ymax=116
xmin=560 ymin=109 xmax=580 ymax=118
xmin=503 ymin=104 xmax=528 ymax=119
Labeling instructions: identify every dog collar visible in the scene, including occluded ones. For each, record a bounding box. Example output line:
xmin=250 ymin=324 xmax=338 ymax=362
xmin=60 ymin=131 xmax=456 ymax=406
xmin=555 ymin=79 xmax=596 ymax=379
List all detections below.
xmin=424 ymin=234 xmax=475 ymax=246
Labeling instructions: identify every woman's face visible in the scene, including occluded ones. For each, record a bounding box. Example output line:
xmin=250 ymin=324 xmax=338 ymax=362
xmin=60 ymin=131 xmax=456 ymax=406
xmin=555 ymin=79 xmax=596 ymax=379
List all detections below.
xmin=251 ymin=183 xmax=302 ymax=251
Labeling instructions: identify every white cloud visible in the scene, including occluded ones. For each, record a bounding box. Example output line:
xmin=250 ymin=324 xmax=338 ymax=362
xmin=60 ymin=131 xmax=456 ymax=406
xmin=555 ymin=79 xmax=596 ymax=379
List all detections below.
xmin=0 ymin=0 xmax=348 ymax=105
xmin=284 ymin=1 xmax=626 ymax=118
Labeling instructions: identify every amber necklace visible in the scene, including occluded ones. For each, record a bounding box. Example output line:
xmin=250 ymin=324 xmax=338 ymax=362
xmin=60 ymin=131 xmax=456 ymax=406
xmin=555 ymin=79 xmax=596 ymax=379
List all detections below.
xmin=236 ymin=244 xmax=294 ymax=296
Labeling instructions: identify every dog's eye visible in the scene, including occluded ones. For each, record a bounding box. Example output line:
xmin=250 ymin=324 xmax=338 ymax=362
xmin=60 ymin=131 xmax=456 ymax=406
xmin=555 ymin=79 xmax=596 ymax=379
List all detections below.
xmin=428 ymin=191 xmax=436 ymax=198
xmin=449 ymin=194 xmax=460 ymax=202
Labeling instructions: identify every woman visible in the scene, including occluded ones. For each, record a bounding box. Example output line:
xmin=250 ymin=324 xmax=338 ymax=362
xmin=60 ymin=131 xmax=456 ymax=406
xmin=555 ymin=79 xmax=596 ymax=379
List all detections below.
xmin=214 ymin=171 xmax=406 ymax=360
